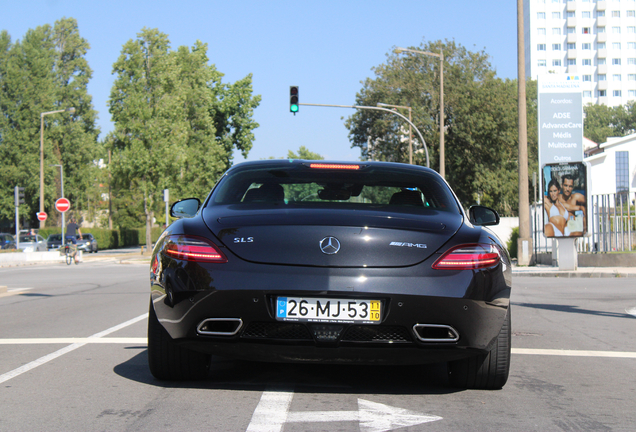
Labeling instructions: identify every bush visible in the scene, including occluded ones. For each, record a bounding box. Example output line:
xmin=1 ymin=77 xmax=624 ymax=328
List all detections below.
xmin=507 ymin=227 xmax=519 ymax=259
xmin=35 ymin=226 xmax=164 ymax=249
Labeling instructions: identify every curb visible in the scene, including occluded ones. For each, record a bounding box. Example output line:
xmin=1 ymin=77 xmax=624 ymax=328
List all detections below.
xmin=513 ymin=271 xmax=636 ymax=278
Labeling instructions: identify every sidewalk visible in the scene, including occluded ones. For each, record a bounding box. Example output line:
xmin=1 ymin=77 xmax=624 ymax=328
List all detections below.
xmin=0 ymin=247 xmax=151 ymax=267
xmin=513 ymin=264 xmax=636 ymax=278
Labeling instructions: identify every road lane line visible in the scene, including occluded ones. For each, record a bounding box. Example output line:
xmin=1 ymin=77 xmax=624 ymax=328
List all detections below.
xmin=0 ymin=313 xmax=148 ymax=385
xmin=0 ymin=338 xmax=147 ymax=344
xmin=512 ymin=348 xmax=636 ymax=358
xmin=246 ymin=389 xmax=294 ymax=432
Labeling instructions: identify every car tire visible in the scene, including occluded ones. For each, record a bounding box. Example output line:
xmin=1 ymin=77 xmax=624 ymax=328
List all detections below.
xmin=147 ymin=302 xmax=210 ymax=380
xmin=448 ymin=307 xmax=511 ymax=390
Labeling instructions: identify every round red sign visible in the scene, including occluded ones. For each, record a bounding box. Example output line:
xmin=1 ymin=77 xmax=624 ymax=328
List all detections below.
xmin=36 ymin=212 xmax=48 ymax=221
xmin=55 ymin=197 xmax=71 ymax=213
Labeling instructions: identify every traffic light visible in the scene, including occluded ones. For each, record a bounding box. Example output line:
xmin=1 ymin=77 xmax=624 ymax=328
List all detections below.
xmin=290 ymin=86 xmax=299 ymax=113
xmin=14 ymin=186 xmax=25 ymax=206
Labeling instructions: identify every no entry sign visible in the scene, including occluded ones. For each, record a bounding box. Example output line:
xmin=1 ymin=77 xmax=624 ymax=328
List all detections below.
xmin=55 ymin=197 xmax=71 ymax=213
xmin=36 ymin=212 xmax=48 ymax=221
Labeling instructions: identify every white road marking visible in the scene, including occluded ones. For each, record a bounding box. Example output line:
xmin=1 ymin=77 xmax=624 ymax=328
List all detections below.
xmin=512 ymin=348 xmax=636 ymax=358
xmin=0 ymin=338 xmax=146 ymax=344
xmin=0 ymin=313 xmax=148 ymax=385
xmin=626 ymin=307 xmax=636 ymax=317
xmin=246 ymin=389 xmax=442 ymax=432
xmin=7 ymin=288 xmax=33 ymax=292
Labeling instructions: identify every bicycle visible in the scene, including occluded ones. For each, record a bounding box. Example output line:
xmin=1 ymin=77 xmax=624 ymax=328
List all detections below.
xmin=61 ymin=244 xmax=80 ymax=265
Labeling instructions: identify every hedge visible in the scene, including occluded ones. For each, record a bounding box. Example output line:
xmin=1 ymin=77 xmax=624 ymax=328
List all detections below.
xmin=37 ymin=226 xmax=164 ymax=250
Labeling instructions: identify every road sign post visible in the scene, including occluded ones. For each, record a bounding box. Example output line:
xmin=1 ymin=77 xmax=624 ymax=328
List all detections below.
xmin=55 ymin=198 xmax=71 ymax=247
xmin=36 ymin=212 xmax=47 ymax=221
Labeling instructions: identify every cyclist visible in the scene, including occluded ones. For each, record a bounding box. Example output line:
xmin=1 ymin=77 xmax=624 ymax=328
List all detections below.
xmin=65 ymin=218 xmax=83 ymax=244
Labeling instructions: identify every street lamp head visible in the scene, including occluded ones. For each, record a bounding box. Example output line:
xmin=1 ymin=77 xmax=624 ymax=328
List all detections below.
xmin=66 ymin=107 xmax=76 ymax=114
xmin=393 ymin=48 xmax=405 ymax=54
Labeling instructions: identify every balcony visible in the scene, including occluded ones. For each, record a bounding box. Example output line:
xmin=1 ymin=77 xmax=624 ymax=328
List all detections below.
xmin=597 ymin=49 xmax=607 ymax=59
xmin=568 ymin=66 xmax=578 ymax=74
xmin=567 ymin=17 xmax=577 ymax=27
xmin=567 ymin=34 xmax=577 ymax=43
xmin=568 ymin=49 xmax=578 ymax=59
xmin=597 ymin=32 xmax=607 ymax=43
xmin=598 ymin=64 xmax=607 ymax=74
xmin=597 ymin=17 xmax=606 ymax=27
xmin=598 ymin=80 xmax=608 ymax=90
xmin=567 ymin=1 xmax=576 ymax=12
xmin=597 ymin=1 xmax=606 ymax=11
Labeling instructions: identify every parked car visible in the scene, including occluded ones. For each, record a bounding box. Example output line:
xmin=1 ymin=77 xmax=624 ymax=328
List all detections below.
xmin=17 ymin=234 xmax=48 ymax=252
xmin=77 ymin=233 xmax=98 ymax=253
xmin=0 ymin=233 xmax=17 ymax=250
xmin=147 ymin=160 xmax=512 ymax=389
xmin=46 ymin=234 xmax=63 ymax=251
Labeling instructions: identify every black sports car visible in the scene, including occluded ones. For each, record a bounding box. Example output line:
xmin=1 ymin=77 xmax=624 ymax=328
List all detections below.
xmin=149 ymin=160 xmax=512 ymax=389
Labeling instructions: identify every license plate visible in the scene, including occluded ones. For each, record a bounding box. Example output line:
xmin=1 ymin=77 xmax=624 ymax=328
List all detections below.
xmin=275 ymin=297 xmax=381 ymax=324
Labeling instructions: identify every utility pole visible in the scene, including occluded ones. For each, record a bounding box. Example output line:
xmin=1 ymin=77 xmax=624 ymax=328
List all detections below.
xmin=517 ymin=0 xmax=532 ymax=265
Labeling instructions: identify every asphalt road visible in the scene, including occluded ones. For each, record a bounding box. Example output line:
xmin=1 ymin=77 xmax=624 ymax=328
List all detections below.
xmin=1 ymin=263 xmax=635 ymax=431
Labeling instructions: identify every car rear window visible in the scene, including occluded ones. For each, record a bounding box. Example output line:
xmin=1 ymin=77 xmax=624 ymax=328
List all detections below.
xmin=211 ymin=163 xmax=459 ymax=213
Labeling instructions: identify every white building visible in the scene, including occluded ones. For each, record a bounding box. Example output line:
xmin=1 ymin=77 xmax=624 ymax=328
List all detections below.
xmin=585 ymin=132 xmax=636 ymax=196
xmin=524 ymin=0 xmax=636 ymax=107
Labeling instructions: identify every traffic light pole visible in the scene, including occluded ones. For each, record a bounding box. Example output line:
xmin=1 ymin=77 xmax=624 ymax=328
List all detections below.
xmin=297 ymin=103 xmax=429 ymax=168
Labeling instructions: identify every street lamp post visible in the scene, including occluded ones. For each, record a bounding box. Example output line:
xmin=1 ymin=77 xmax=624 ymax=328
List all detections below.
xmin=40 ymin=107 xmax=75 ymax=229
xmin=377 ymin=103 xmax=413 ymax=164
xmin=394 ymin=47 xmax=444 ymax=178
xmin=50 ymin=164 xmax=65 ymax=247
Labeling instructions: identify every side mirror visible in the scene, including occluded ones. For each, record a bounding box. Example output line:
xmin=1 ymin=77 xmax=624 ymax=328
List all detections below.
xmin=468 ymin=205 xmax=500 ymax=226
xmin=170 ymin=198 xmax=201 ymax=218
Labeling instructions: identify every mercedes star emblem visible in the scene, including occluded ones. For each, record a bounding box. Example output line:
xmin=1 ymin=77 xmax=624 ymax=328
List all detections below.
xmin=320 ymin=237 xmax=341 ymax=254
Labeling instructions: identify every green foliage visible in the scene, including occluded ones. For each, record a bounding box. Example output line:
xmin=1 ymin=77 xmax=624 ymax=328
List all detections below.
xmin=584 ymin=101 xmax=636 ymax=145
xmin=38 ymin=226 xmax=162 ymax=249
xmin=287 ymin=146 xmax=324 ymax=160
xmin=108 ymin=29 xmax=260 ymax=247
xmin=0 ymin=18 xmax=100 ymax=225
xmin=345 ymin=40 xmax=539 ymax=216
xmin=507 ymin=226 xmax=519 ymax=260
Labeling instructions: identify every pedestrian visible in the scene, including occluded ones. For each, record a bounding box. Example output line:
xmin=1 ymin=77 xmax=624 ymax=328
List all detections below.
xmin=66 ymin=218 xmax=83 ymax=244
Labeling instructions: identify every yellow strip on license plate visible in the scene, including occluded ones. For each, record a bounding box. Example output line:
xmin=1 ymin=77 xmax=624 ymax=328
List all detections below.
xmin=276 ymin=297 xmax=382 ymax=324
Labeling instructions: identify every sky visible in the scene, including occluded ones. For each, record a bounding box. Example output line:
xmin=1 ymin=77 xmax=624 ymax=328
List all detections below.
xmin=2 ymin=0 xmax=518 ymax=163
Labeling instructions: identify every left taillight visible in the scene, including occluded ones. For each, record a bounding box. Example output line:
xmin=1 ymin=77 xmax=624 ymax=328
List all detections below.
xmin=432 ymin=244 xmax=500 ymax=270
xmin=163 ymin=235 xmax=228 ymax=263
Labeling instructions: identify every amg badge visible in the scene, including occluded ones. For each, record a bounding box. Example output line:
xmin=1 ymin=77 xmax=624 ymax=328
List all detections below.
xmin=390 ymin=242 xmax=427 ymax=248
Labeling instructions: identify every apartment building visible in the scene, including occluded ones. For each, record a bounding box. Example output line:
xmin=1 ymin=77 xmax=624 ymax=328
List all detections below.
xmin=524 ymin=0 xmax=636 ymax=107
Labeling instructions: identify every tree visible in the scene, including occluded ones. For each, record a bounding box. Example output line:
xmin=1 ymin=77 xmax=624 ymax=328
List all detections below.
xmin=345 ymin=40 xmax=529 ymax=215
xmin=584 ymin=101 xmax=636 ymax=144
xmin=287 ymin=146 xmax=324 ymax=160
xmin=108 ymin=29 xmax=260 ymax=248
xmin=0 ymin=18 xmax=99 ymax=227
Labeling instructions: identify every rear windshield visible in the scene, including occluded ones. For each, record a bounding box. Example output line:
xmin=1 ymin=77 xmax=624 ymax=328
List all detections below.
xmin=19 ymin=235 xmax=37 ymax=242
xmin=48 ymin=235 xmax=62 ymax=241
xmin=211 ymin=163 xmax=459 ymax=213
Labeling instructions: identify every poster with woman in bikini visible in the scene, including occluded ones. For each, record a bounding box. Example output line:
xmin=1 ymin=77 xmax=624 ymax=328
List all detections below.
xmin=543 ymin=162 xmax=587 ymax=238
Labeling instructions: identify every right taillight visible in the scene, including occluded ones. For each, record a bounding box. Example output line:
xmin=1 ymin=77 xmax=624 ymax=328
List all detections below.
xmin=163 ymin=235 xmax=228 ymax=263
xmin=432 ymin=244 xmax=500 ymax=270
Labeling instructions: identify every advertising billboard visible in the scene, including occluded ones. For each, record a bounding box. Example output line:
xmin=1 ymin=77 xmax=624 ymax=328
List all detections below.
xmin=542 ymin=162 xmax=587 ymax=238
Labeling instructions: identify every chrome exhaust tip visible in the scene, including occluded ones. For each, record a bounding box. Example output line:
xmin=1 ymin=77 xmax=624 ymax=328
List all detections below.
xmin=197 ymin=318 xmax=243 ymax=336
xmin=412 ymin=324 xmax=460 ymax=342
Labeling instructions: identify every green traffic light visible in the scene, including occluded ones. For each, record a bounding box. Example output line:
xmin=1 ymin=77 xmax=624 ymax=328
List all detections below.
xmin=290 ymin=104 xmax=299 ymax=113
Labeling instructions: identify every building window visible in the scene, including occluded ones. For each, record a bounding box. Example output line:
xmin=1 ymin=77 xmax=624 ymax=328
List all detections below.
xmin=598 ymin=58 xmax=607 ymax=65
xmin=628 ymin=11 xmax=636 ymax=17
xmin=613 ymin=27 xmax=621 ymax=34
xmin=538 ymin=44 xmax=547 ymax=51
xmin=553 ymin=28 xmax=562 ymax=35
xmin=568 ymin=59 xmax=577 ymax=65
xmin=553 ymin=59 xmax=562 ymax=66
xmin=628 ymin=26 xmax=636 ymax=33
xmin=599 ymin=90 xmax=607 ymax=97
xmin=599 ymin=74 xmax=607 ymax=81
xmin=598 ymin=42 xmax=607 ymax=50
xmin=613 ymin=74 xmax=622 ymax=81
xmin=583 ymin=74 xmax=592 ymax=81
xmin=613 ymin=58 xmax=622 ymax=65
xmin=628 ymin=42 xmax=636 ymax=49
xmin=612 ymin=11 xmax=621 ymax=17
xmin=582 ymin=59 xmax=592 ymax=65
xmin=553 ymin=12 xmax=561 ymax=19
xmin=628 ymin=74 xmax=636 ymax=80
xmin=538 ymin=59 xmax=547 ymax=67
xmin=616 ymin=152 xmax=630 ymax=199
xmin=629 ymin=58 xmax=636 ymax=65
xmin=597 ymin=11 xmax=606 ymax=17
xmin=553 ymin=43 xmax=562 ymax=50
xmin=582 ymin=11 xmax=591 ymax=18
xmin=567 ymin=43 xmax=576 ymax=50
xmin=613 ymin=42 xmax=622 ymax=49
xmin=598 ymin=26 xmax=606 ymax=33
xmin=583 ymin=91 xmax=592 ymax=97
xmin=629 ymin=90 xmax=636 ymax=97
xmin=538 ymin=12 xmax=546 ymax=19
xmin=613 ymin=90 xmax=622 ymax=97
xmin=582 ymin=43 xmax=592 ymax=50
xmin=538 ymin=28 xmax=546 ymax=35
xmin=583 ymin=27 xmax=591 ymax=34
xmin=567 ymin=26 xmax=576 ymax=34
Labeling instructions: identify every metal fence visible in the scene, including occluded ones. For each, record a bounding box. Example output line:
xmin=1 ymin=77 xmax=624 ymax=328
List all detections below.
xmin=530 ymin=194 xmax=636 ymax=254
